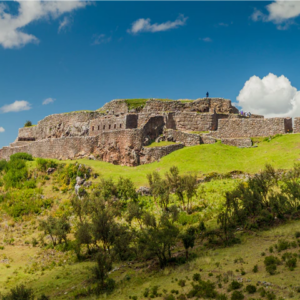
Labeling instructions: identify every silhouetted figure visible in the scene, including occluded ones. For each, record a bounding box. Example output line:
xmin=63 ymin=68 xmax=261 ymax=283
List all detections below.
xmin=206 ymin=92 xmax=209 ymax=98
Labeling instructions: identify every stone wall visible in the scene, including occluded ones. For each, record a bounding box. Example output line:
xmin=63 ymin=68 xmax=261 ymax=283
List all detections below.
xmin=212 ymin=117 xmax=292 ymax=138
xmin=200 ymin=135 xmax=216 ymax=144
xmin=174 ymin=112 xmax=217 ymax=131
xmin=294 ymin=117 xmax=300 ymax=133
xmin=142 ymin=116 xmax=165 ymax=142
xmin=89 ymin=115 xmax=127 ymax=136
xmin=142 ymin=98 xmax=239 ymax=114
xmin=165 ymin=129 xmax=201 ymax=146
xmin=139 ymin=143 xmax=184 ymax=165
xmin=221 ymin=138 xmax=252 ymax=148
xmin=19 ymin=111 xmax=104 ymax=141
xmin=101 ymin=99 xmax=129 ymax=114
xmin=18 ymin=126 xmax=37 ymax=141
xmin=0 ymin=136 xmax=99 ymax=161
xmin=95 ymin=129 xmax=144 ymax=166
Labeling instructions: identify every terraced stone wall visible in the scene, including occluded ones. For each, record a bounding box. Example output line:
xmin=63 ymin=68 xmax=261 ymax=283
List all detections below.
xmin=212 ymin=117 xmax=292 ymax=138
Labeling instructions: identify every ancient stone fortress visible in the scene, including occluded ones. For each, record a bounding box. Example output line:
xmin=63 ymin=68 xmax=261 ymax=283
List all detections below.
xmin=0 ymin=98 xmax=295 ymax=166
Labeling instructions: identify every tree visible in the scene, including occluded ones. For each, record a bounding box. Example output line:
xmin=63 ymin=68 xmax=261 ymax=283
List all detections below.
xmin=91 ymin=251 xmax=114 ymax=293
xmin=39 ymin=215 xmax=70 ymax=246
xmin=24 ymin=120 xmax=32 ymax=127
xmin=138 ymin=212 xmax=179 ymax=268
xmin=147 ymin=171 xmax=170 ymax=210
xmin=116 ymin=177 xmax=138 ymax=202
xmin=183 ymin=174 xmax=198 ymax=212
xmin=180 ymin=226 xmax=196 ymax=259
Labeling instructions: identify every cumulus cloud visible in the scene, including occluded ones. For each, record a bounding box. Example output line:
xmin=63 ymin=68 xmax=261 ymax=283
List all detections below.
xmin=0 ymin=127 xmax=5 ymax=133
xmin=127 ymin=14 xmax=187 ymax=34
xmin=251 ymin=1 xmax=300 ymax=29
xmin=42 ymin=98 xmax=55 ymax=105
xmin=0 ymin=1 xmax=88 ymax=49
xmin=92 ymin=34 xmax=112 ymax=45
xmin=237 ymin=73 xmax=300 ymax=118
xmin=0 ymin=100 xmax=31 ymax=113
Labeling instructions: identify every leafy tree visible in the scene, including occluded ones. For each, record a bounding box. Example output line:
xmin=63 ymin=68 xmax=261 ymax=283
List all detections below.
xmin=39 ymin=215 xmax=70 ymax=246
xmin=138 ymin=212 xmax=179 ymax=268
xmin=116 ymin=176 xmax=138 ymax=202
xmin=91 ymin=251 xmax=114 ymax=293
xmin=180 ymin=226 xmax=196 ymax=259
xmin=147 ymin=171 xmax=170 ymax=210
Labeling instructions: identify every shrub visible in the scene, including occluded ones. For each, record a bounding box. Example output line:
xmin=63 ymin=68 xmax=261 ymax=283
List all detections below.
xmin=264 ymin=255 xmax=280 ymax=275
xmin=3 ymin=284 xmax=34 ymax=299
xmin=295 ymin=231 xmax=300 ymax=238
xmin=187 ymin=280 xmax=217 ymax=298
xmin=277 ymin=240 xmax=290 ymax=252
xmin=24 ymin=120 xmax=32 ymax=127
xmin=217 ymin=294 xmax=228 ymax=300
xmin=286 ymin=257 xmax=297 ymax=270
xmin=36 ymin=158 xmax=57 ymax=172
xmin=10 ymin=153 xmax=33 ymax=161
xmin=245 ymin=285 xmax=256 ymax=294
xmin=253 ymin=265 xmax=258 ymax=273
xmin=231 ymin=291 xmax=244 ymax=300
xmin=192 ymin=273 xmax=201 ymax=281
xmin=266 ymin=264 xmax=277 ymax=275
xmin=229 ymin=281 xmax=242 ymax=291
xmin=178 ymin=280 xmax=186 ymax=287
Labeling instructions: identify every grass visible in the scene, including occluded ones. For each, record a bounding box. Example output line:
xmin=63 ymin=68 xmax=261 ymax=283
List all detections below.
xmin=125 ymin=98 xmax=174 ymax=110
xmin=52 ymin=134 xmax=300 ymax=187
xmin=190 ymin=131 xmax=210 ymax=134
xmin=145 ymin=141 xmax=177 ymax=148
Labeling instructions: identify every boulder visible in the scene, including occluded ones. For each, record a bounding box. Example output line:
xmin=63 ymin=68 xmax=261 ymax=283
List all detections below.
xmin=137 ymin=186 xmax=151 ymax=196
xmin=47 ymin=168 xmax=56 ymax=175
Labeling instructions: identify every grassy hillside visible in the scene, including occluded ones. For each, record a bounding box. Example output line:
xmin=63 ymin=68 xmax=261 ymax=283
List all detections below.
xmin=56 ymin=134 xmax=300 ymax=186
xmin=2 ymin=134 xmax=300 ymax=300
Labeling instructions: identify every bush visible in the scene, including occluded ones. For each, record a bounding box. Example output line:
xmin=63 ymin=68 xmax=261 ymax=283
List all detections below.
xmin=286 ymin=257 xmax=297 ymax=270
xmin=36 ymin=158 xmax=57 ymax=172
xmin=277 ymin=240 xmax=290 ymax=252
xmin=186 ymin=280 xmax=217 ymax=298
xmin=192 ymin=273 xmax=201 ymax=281
xmin=264 ymin=255 xmax=280 ymax=275
xmin=2 ymin=284 xmax=34 ymax=299
xmin=24 ymin=120 xmax=32 ymax=127
xmin=295 ymin=231 xmax=300 ymax=238
xmin=229 ymin=281 xmax=242 ymax=291
xmin=231 ymin=291 xmax=244 ymax=300
xmin=266 ymin=264 xmax=277 ymax=275
xmin=164 ymin=295 xmax=175 ymax=300
xmin=253 ymin=265 xmax=258 ymax=273
xmin=10 ymin=153 xmax=33 ymax=161
xmin=245 ymin=285 xmax=256 ymax=294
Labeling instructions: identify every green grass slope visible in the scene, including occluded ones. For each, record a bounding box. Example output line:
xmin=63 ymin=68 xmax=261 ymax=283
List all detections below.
xmin=61 ymin=134 xmax=300 ymax=186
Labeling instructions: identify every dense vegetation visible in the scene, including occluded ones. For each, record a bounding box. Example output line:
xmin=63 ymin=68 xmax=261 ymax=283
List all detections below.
xmin=2 ymin=141 xmax=300 ymax=299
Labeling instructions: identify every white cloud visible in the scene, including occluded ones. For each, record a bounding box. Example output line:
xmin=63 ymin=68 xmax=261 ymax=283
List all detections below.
xmin=200 ymin=37 xmax=212 ymax=42
xmin=237 ymin=73 xmax=300 ymax=118
xmin=0 ymin=1 xmax=88 ymax=49
xmin=92 ymin=34 xmax=112 ymax=45
xmin=0 ymin=100 xmax=31 ymax=113
xmin=0 ymin=127 xmax=5 ymax=133
xmin=42 ymin=98 xmax=55 ymax=105
xmin=218 ymin=22 xmax=229 ymax=27
xmin=58 ymin=16 xmax=72 ymax=33
xmin=127 ymin=14 xmax=187 ymax=34
xmin=251 ymin=1 xmax=300 ymax=29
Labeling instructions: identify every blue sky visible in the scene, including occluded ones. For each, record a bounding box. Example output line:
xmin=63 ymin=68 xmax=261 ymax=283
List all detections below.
xmin=1 ymin=1 xmax=300 ymax=147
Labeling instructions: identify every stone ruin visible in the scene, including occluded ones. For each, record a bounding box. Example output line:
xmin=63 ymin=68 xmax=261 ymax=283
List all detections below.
xmin=0 ymin=97 xmax=295 ymax=166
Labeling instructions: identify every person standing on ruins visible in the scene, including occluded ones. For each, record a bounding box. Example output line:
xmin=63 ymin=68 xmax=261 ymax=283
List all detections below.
xmin=206 ymin=92 xmax=209 ymax=98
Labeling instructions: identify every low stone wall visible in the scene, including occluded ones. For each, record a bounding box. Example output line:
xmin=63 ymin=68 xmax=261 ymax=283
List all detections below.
xmin=139 ymin=143 xmax=184 ymax=165
xmin=200 ymin=135 xmax=216 ymax=144
xmin=165 ymin=129 xmax=201 ymax=146
xmin=0 ymin=136 xmax=99 ymax=161
xmin=212 ymin=117 xmax=292 ymax=138
xmin=294 ymin=117 xmax=300 ymax=133
xmin=221 ymin=138 xmax=252 ymax=148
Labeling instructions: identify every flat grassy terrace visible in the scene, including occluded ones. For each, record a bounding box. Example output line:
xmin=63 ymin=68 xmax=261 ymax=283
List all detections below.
xmin=56 ymin=134 xmax=300 ymax=187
